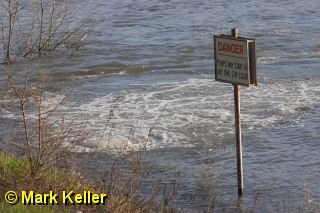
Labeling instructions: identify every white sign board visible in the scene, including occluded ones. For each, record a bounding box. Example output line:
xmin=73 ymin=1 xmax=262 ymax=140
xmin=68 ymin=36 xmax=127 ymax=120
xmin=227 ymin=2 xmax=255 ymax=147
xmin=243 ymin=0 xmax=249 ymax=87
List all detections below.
xmin=214 ymin=35 xmax=256 ymax=86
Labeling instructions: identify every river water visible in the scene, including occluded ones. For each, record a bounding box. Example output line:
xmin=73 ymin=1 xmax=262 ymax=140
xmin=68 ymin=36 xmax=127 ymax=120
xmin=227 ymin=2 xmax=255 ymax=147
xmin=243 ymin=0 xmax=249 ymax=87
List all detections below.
xmin=1 ymin=0 xmax=320 ymax=211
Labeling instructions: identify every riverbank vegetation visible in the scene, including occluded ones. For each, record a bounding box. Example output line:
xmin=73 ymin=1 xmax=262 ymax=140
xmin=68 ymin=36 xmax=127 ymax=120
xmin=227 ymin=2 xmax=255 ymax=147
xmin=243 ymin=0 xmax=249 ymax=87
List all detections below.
xmin=0 ymin=150 xmax=165 ymax=212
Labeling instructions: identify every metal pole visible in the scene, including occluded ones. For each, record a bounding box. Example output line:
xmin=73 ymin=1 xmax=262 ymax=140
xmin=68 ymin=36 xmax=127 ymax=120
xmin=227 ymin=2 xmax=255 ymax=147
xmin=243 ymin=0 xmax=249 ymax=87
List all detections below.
xmin=231 ymin=28 xmax=244 ymax=196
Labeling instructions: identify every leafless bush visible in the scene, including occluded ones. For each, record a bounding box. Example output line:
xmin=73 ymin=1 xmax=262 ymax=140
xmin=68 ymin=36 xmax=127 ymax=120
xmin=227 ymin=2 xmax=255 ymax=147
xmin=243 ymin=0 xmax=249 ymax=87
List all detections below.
xmin=0 ymin=0 xmax=26 ymax=63
xmin=4 ymin=69 xmax=88 ymax=177
xmin=22 ymin=0 xmax=86 ymax=58
xmin=0 ymin=0 xmax=86 ymax=62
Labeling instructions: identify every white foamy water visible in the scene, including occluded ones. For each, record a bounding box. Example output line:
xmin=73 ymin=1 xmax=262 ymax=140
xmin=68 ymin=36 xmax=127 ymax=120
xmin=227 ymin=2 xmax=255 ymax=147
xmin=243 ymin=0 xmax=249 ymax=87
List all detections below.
xmin=61 ymin=76 xmax=320 ymax=152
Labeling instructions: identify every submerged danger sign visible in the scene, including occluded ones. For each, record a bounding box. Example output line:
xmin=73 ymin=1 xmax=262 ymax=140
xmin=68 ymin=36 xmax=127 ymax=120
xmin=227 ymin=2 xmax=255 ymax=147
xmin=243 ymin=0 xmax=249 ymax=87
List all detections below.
xmin=213 ymin=29 xmax=257 ymax=196
xmin=214 ymin=35 xmax=256 ymax=86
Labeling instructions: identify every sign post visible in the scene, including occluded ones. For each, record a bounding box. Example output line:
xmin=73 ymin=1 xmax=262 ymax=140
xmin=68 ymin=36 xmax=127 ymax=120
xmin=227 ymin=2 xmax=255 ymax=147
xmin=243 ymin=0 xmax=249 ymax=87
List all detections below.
xmin=232 ymin=28 xmax=244 ymax=196
xmin=214 ymin=28 xmax=257 ymax=196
